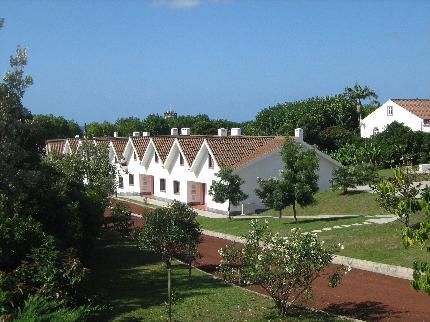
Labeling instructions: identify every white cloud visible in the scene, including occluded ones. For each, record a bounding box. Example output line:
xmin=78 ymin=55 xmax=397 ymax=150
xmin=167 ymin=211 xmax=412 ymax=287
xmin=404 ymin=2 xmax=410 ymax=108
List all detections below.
xmin=153 ymin=0 xmax=229 ymax=9
xmin=153 ymin=0 xmax=202 ymax=8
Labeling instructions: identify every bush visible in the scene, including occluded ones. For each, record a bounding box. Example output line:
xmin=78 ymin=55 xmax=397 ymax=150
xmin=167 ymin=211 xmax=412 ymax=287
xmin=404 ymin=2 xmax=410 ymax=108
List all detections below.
xmin=331 ymin=164 xmax=378 ymax=193
xmin=110 ymin=203 xmax=132 ymax=237
xmin=0 ymin=237 xmax=88 ymax=315
xmin=12 ymin=295 xmax=91 ymax=322
xmin=218 ymin=220 xmax=345 ymax=315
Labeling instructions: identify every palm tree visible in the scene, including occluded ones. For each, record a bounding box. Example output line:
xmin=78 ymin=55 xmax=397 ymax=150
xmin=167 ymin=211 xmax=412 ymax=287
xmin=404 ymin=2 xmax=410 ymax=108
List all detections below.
xmin=344 ymin=83 xmax=378 ymax=125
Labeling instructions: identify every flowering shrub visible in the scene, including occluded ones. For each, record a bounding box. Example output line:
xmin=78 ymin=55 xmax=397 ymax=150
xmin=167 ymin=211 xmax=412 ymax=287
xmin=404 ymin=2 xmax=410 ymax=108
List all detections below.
xmin=218 ymin=220 xmax=345 ymax=315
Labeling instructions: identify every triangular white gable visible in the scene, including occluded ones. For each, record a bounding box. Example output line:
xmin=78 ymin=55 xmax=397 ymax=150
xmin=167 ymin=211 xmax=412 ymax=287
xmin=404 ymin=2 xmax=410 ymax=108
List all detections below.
xmin=122 ymin=138 xmax=138 ymax=165
xmin=141 ymin=139 xmax=162 ymax=169
xmin=164 ymin=139 xmax=190 ymax=173
xmin=190 ymin=139 xmax=218 ymax=176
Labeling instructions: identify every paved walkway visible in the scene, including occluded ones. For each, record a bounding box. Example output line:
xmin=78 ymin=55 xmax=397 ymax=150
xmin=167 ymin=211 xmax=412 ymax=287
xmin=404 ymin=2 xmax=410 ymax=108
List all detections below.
xmin=352 ymin=180 xmax=430 ymax=193
xmin=195 ymin=235 xmax=430 ymax=322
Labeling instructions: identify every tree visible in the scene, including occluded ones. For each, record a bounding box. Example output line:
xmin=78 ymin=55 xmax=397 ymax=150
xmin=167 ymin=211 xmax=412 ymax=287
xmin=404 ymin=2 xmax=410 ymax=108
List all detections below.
xmin=218 ymin=220 xmax=344 ymax=315
xmin=252 ymin=95 xmax=358 ymax=152
xmin=373 ymin=168 xmax=430 ymax=294
xmin=280 ymin=139 xmax=319 ymax=222
xmin=255 ymin=177 xmax=290 ymax=218
xmin=343 ymin=82 xmax=378 ymax=125
xmin=86 ymin=121 xmax=114 ymax=138
xmin=142 ymin=113 xmax=169 ymax=135
xmin=331 ymin=163 xmax=379 ymax=194
xmin=33 ymin=114 xmax=82 ymax=142
xmin=136 ymin=201 xmax=202 ymax=321
xmin=114 ymin=117 xmax=145 ymax=137
xmin=209 ymin=168 xmax=248 ymax=220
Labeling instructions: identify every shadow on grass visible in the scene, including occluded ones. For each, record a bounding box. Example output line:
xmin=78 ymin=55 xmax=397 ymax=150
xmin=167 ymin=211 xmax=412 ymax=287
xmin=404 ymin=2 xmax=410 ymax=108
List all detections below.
xmin=324 ymin=301 xmax=402 ymax=321
xmin=86 ymin=230 xmax=229 ymax=321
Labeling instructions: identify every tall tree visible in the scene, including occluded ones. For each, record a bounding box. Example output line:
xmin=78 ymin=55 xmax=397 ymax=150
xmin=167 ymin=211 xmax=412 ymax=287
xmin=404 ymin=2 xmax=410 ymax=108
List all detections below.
xmin=343 ymin=82 xmax=378 ymax=125
xmin=255 ymin=177 xmax=290 ymax=218
xmin=33 ymin=114 xmax=82 ymax=142
xmin=137 ymin=201 xmax=202 ymax=322
xmin=280 ymin=139 xmax=319 ymax=222
xmin=209 ymin=168 xmax=248 ymax=220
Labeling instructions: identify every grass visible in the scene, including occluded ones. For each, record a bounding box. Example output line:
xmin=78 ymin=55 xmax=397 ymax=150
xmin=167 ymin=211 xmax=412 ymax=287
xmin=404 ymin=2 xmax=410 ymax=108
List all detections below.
xmin=87 ymin=230 xmax=347 ymax=322
xmin=198 ymin=213 xmax=430 ymax=268
xmin=198 ymin=216 xmax=367 ymax=237
xmin=255 ymin=190 xmax=387 ymax=217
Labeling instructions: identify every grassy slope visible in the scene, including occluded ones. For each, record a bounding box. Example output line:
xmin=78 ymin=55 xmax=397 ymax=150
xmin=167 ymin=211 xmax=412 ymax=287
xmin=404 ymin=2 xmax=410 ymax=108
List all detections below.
xmin=256 ymin=190 xmax=387 ymax=217
xmin=87 ymin=231 xmax=346 ymax=322
xmin=198 ymin=191 xmax=430 ymax=268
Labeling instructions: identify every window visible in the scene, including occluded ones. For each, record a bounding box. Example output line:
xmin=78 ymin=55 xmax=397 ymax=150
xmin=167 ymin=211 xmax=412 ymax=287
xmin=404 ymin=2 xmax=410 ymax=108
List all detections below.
xmin=154 ymin=153 xmax=159 ymax=163
xmin=133 ymin=152 xmax=138 ymax=161
xmin=118 ymin=176 xmax=123 ymax=188
xmin=373 ymin=127 xmax=379 ymax=136
xmin=208 ymin=154 xmax=214 ymax=169
xmin=424 ymin=119 xmax=430 ymax=127
xmin=129 ymin=174 xmax=134 ymax=186
xmin=179 ymin=154 xmax=184 ymax=166
xmin=173 ymin=180 xmax=180 ymax=194
xmin=160 ymin=178 xmax=166 ymax=192
xmin=387 ymin=106 xmax=393 ymax=116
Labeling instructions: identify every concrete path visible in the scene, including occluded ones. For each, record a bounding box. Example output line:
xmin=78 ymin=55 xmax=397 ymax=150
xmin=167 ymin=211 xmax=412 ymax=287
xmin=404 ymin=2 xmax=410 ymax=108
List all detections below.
xmin=352 ymin=180 xmax=430 ymax=193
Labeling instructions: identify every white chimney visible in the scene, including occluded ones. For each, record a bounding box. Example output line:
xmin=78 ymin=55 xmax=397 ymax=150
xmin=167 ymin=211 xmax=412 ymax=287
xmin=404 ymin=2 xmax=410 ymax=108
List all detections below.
xmin=142 ymin=131 xmax=150 ymax=137
xmin=132 ymin=131 xmax=140 ymax=137
xmin=74 ymin=135 xmax=80 ymax=138
xmin=181 ymin=128 xmax=191 ymax=136
xmin=231 ymin=128 xmax=241 ymax=136
xmin=171 ymin=128 xmax=179 ymax=136
xmin=295 ymin=128 xmax=303 ymax=141
xmin=217 ymin=128 xmax=227 ymax=137
xmin=113 ymin=131 xmax=118 ymax=138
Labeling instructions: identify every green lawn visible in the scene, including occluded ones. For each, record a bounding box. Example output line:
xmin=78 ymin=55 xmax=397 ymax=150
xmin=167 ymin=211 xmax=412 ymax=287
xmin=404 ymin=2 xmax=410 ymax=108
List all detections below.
xmin=198 ymin=213 xmax=430 ymax=268
xmin=198 ymin=216 xmax=367 ymax=237
xmin=254 ymin=190 xmax=387 ymax=217
xmin=87 ymin=231 xmax=347 ymax=322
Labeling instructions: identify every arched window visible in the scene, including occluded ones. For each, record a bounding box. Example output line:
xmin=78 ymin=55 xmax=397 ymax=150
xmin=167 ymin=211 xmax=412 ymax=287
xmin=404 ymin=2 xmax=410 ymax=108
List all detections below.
xmin=373 ymin=127 xmax=379 ymax=136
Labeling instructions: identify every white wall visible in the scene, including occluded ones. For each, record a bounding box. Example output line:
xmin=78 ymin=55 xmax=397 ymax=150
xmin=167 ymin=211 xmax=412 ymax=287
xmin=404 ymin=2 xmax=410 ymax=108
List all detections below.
xmin=361 ymin=100 xmax=429 ymax=138
xmin=115 ymin=139 xmax=340 ymax=215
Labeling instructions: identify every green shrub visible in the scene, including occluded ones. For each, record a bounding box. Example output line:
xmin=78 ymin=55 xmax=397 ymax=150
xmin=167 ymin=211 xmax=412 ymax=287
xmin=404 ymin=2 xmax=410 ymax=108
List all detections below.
xmin=13 ymin=295 xmax=90 ymax=322
xmin=331 ymin=164 xmax=378 ymax=193
xmin=110 ymin=203 xmax=132 ymax=237
xmin=0 ymin=237 xmax=87 ymax=315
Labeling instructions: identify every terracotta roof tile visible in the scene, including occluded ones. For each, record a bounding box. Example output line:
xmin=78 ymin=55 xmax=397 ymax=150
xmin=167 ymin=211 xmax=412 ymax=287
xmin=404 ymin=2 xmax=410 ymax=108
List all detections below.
xmin=46 ymin=139 xmax=65 ymax=154
xmin=392 ymin=99 xmax=430 ymax=119
xmin=130 ymin=137 xmax=151 ymax=159
xmin=67 ymin=138 xmax=80 ymax=153
xmin=152 ymin=137 xmax=175 ymax=162
xmin=111 ymin=138 xmax=128 ymax=158
xmin=176 ymin=137 xmax=205 ymax=165
xmin=93 ymin=138 xmax=111 ymax=147
xmin=206 ymin=136 xmax=286 ymax=169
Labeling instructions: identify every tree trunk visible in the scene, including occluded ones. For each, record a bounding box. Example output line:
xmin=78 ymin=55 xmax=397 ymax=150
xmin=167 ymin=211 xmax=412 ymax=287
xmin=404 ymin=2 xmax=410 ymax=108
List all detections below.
xmin=292 ymin=202 xmax=297 ymax=222
xmin=279 ymin=209 xmax=282 ymax=219
xmin=188 ymin=259 xmax=192 ymax=279
xmin=228 ymin=202 xmax=231 ymax=220
xmin=167 ymin=260 xmax=172 ymax=322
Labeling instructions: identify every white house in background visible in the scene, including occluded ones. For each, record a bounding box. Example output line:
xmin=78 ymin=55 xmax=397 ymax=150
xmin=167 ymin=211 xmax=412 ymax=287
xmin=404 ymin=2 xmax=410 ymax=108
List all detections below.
xmin=46 ymin=128 xmax=341 ymax=215
xmin=361 ymin=99 xmax=430 ymax=138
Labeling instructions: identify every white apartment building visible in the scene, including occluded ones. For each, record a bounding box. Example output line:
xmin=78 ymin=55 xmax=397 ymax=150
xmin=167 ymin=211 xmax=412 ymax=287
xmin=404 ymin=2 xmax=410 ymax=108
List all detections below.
xmin=361 ymin=99 xmax=430 ymax=138
xmin=46 ymin=128 xmax=341 ymax=215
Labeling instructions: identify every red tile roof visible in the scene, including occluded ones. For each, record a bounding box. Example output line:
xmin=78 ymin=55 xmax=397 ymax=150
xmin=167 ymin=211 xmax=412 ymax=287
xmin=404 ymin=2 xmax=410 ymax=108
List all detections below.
xmin=176 ymin=137 xmax=205 ymax=165
xmin=392 ymin=99 xmax=430 ymax=119
xmin=152 ymin=137 xmax=175 ymax=162
xmin=67 ymin=138 xmax=80 ymax=153
xmin=46 ymin=139 xmax=65 ymax=154
xmin=130 ymin=137 xmax=151 ymax=160
xmin=206 ymin=136 xmax=286 ymax=168
xmin=111 ymin=138 xmax=128 ymax=159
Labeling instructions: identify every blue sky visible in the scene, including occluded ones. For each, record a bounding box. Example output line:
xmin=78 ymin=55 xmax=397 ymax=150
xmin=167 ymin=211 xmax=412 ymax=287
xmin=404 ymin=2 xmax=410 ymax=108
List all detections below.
xmin=1 ymin=0 xmax=429 ymax=124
